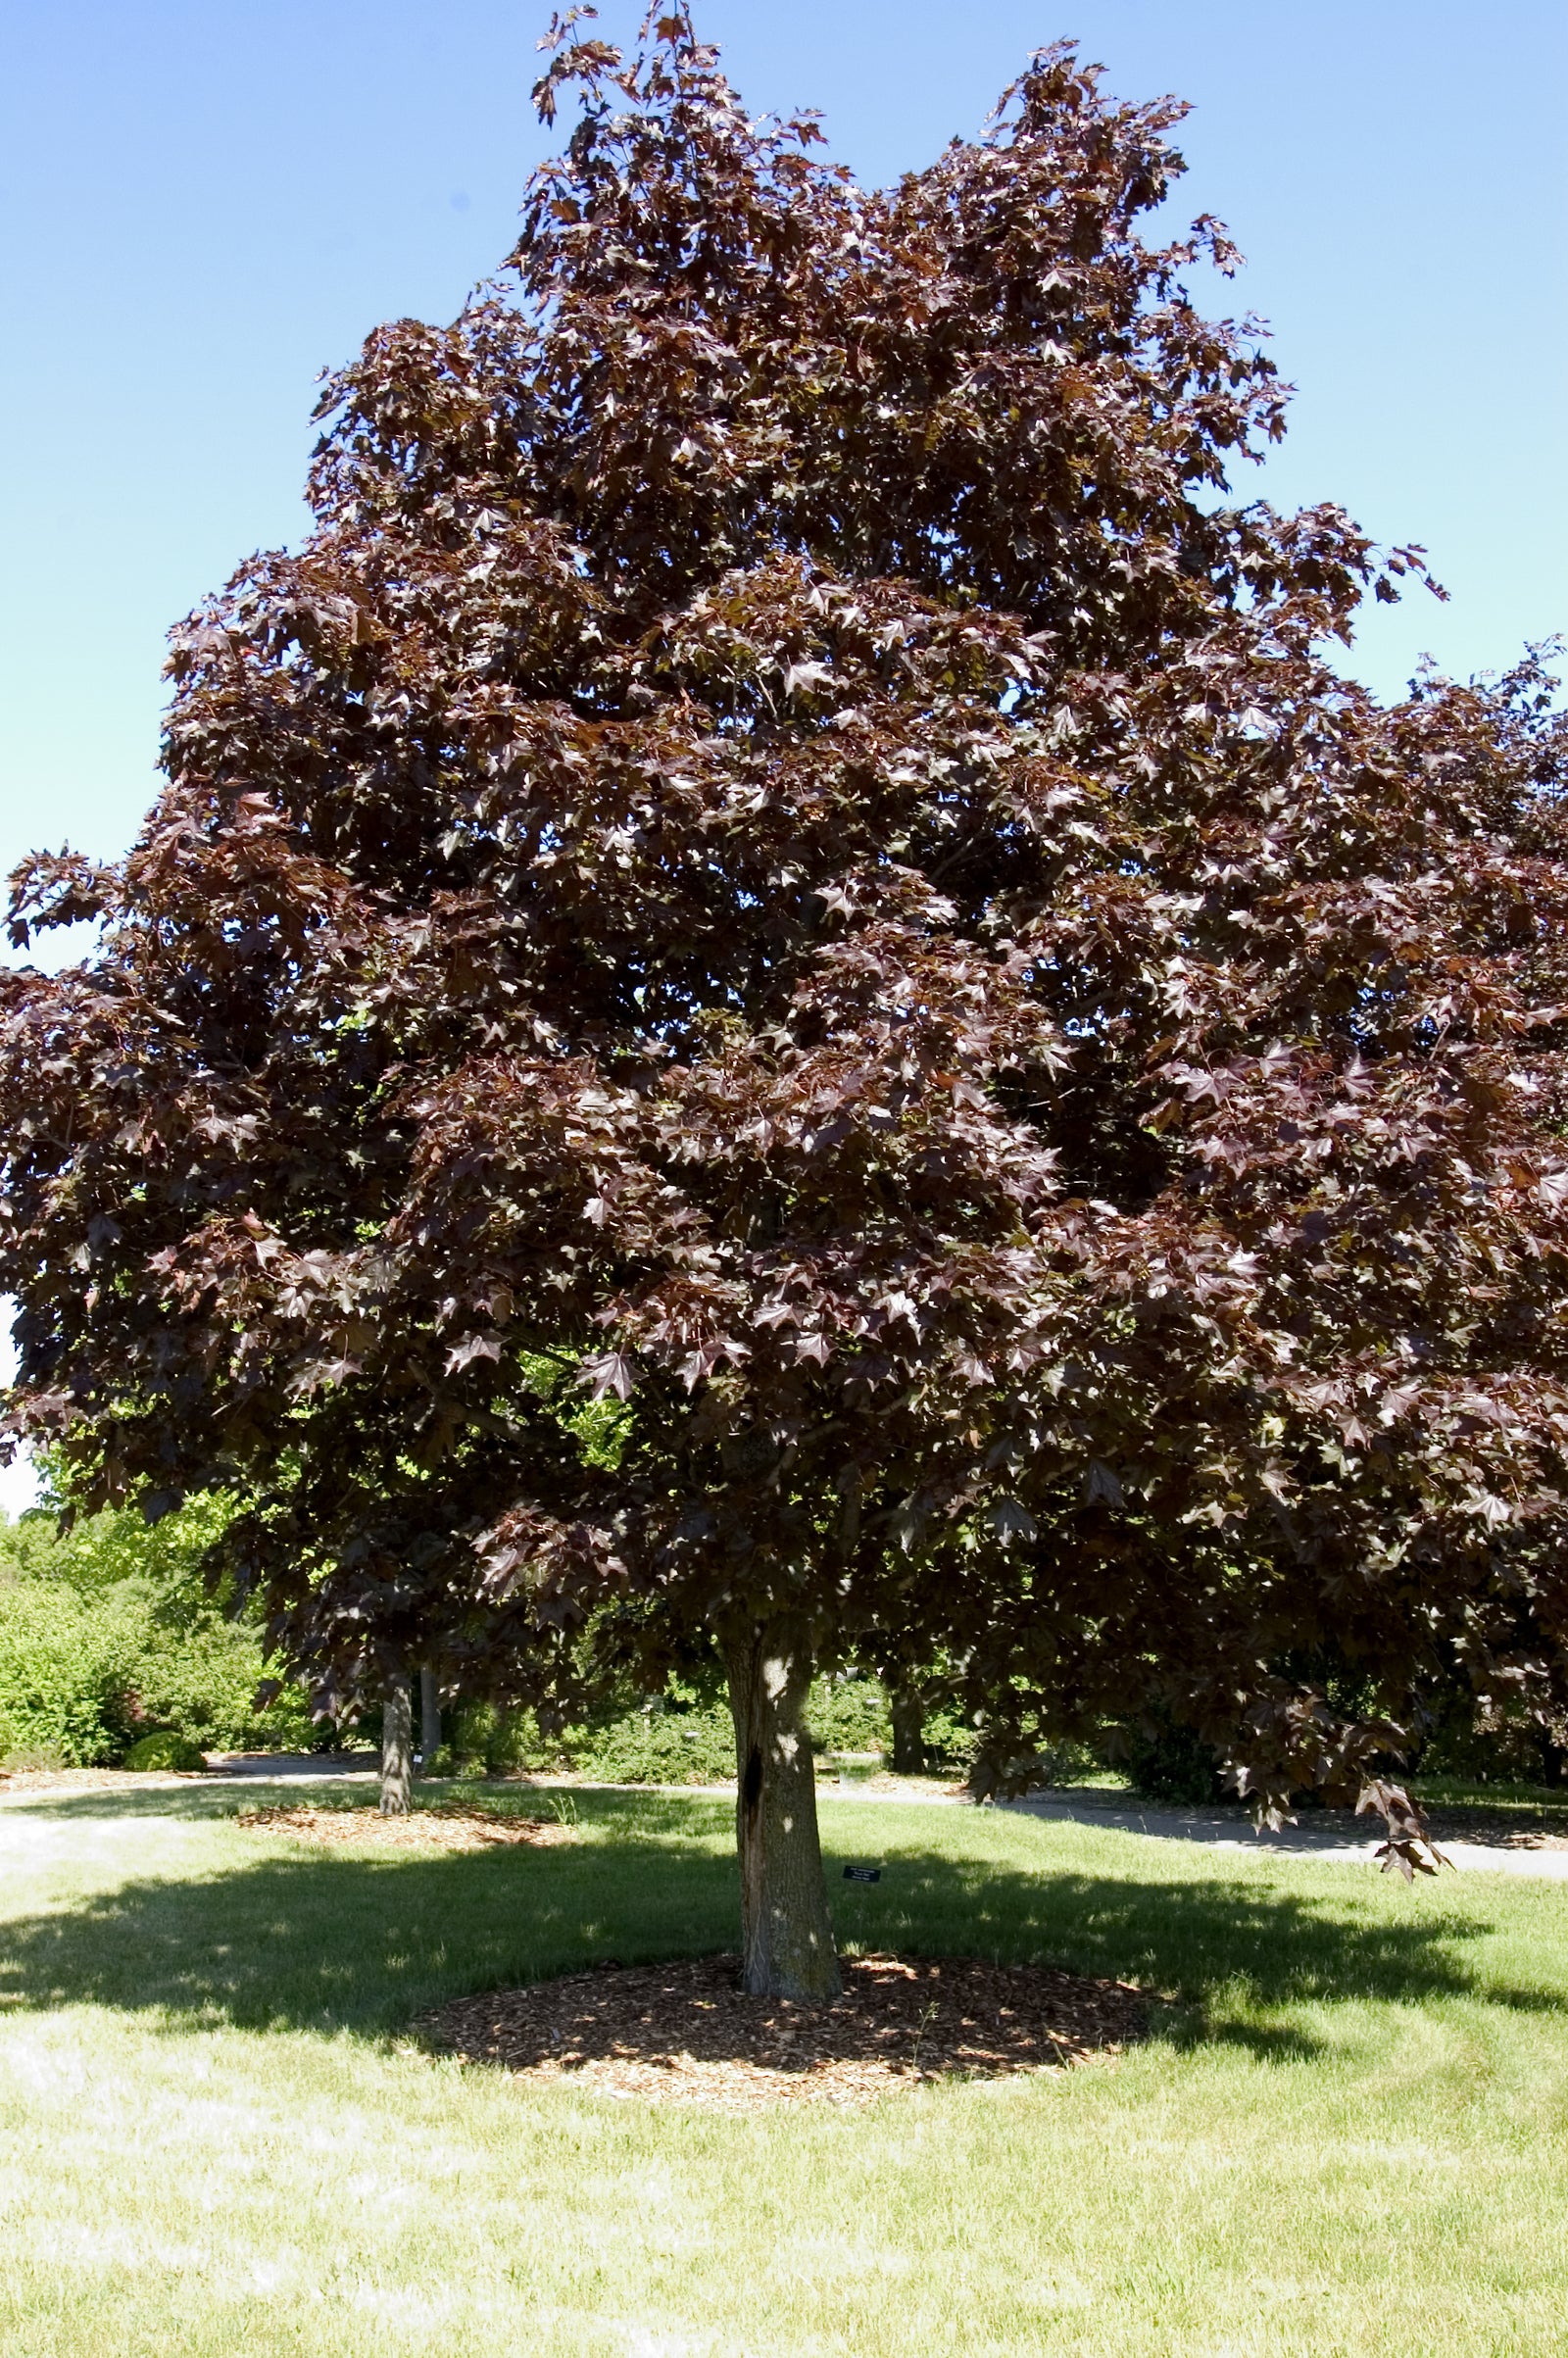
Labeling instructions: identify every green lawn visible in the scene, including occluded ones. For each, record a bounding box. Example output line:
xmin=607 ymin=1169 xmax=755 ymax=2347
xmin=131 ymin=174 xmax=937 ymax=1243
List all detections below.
xmin=0 ymin=1785 xmax=1565 ymax=2356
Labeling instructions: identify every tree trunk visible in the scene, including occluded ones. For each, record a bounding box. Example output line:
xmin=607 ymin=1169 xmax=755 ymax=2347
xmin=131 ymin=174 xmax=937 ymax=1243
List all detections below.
xmin=380 ymin=1682 xmax=413 ymax=1816
xmin=888 ymin=1681 xmax=927 ymax=1775
xmin=418 ymin=1666 xmax=442 ymax=1768
xmin=723 ymin=1616 xmax=840 ymax=2000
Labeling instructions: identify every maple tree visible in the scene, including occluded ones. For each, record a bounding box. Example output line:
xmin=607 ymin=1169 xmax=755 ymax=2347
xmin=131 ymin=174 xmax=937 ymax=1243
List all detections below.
xmin=5 ymin=10 xmax=1568 ymax=1995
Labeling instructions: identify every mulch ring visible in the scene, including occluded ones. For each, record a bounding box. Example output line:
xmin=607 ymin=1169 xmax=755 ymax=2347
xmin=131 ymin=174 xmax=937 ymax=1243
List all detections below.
xmin=418 ymin=1952 xmax=1147 ymax=2111
xmin=237 ymin=1803 xmax=576 ymax=1852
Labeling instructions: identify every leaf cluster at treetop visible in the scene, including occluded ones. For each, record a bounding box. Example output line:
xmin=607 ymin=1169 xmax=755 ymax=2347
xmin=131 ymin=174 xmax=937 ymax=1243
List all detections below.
xmin=4 ymin=8 xmax=1567 ymax=1994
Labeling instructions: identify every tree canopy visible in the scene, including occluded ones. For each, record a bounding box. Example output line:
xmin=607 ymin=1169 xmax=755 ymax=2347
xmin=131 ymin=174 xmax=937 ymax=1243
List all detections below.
xmin=4 ymin=9 xmax=1567 ymax=1990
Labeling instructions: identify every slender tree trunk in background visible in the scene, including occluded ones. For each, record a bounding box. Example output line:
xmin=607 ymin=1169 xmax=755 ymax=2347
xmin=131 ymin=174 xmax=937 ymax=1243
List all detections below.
xmin=1539 ymin=1733 xmax=1566 ymax=1791
xmin=723 ymin=1616 xmax=841 ymax=2000
xmin=380 ymin=1683 xmax=413 ymax=1815
xmin=418 ymin=1666 xmax=442 ymax=1769
xmin=888 ymin=1682 xmax=927 ymax=1776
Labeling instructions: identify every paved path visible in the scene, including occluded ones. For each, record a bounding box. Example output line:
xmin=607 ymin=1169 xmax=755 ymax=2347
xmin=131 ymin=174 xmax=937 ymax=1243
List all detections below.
xmin=40 ymin=1755 xmax=1568 ymax=1881
xmin=816 ymin=1779 xmax=1568 ymax=1881
xmin=205 ymin=1751 xmax=378 ymax=1782
xmin=983 ymin=1790 xmax=1568 ymax=1881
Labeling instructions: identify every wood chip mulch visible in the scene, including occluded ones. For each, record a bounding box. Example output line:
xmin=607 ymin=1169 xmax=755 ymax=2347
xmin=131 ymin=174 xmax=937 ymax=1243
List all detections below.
xmin=419 ymin=1952 xmax=1147 ymax=2111
xmin=237 ymin=1803 xmax=576 ymax=1852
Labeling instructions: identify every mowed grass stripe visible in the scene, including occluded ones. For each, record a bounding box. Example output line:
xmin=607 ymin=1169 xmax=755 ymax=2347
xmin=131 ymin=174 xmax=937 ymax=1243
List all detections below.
xmin=0 ymin=1785 xmax=1564 ymax=2356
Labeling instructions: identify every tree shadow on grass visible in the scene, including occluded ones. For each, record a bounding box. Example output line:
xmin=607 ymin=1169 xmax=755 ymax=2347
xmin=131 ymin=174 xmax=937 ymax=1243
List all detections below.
xmin=0 ymin=1778 xmax=735 ymax=1836
xmin=0 ymin=1786 xmax=1554 ymax=2064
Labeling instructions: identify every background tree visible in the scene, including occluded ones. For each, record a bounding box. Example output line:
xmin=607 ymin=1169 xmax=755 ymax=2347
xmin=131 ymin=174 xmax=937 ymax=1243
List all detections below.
xmin=4 ymin=11 xmax=1567 ymax=1995
xmin=0 ymin=1488 xmax=315 ymax=1765
xmin=418 ymin=1666 xmax=443 ymax=1767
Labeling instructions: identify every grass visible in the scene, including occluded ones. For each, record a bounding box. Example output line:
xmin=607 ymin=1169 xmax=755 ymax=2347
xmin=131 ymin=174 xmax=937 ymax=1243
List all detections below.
xmin=819 ymin=1751 xmax=1130 ymax=1793
xmin=1410 ymin=1773 xmax=1568 ymax=1815
xmin=0 ymin=1785 xmax=1566 ymax=2357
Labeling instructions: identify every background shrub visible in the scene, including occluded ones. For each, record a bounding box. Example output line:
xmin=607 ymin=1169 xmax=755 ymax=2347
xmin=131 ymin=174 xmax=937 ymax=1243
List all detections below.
xmin=0 ymin=1578 xmax=148 ymax=1765
xmin=805 ymin=1673 xmax=889 ymax=1756
xmin=437 ymin=1683 xmax=738 ymax=1784
xmin=122 ymin=1730 xmax=207 ymax=1772
xmin=0 ymin=1496 xmax=315 ymax=1765
xmin=435 ymin=1669 xmax=983 ymax=1785
xmin=1121 ymin=1715 xmax=1228 ymax=1805
xmin=576 ymin=1690 xmax=739 ymax=1785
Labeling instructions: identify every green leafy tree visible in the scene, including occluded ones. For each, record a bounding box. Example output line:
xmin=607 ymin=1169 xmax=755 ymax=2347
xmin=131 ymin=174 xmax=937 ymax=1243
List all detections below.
xmin=0 ymin=1494 xmax=313 ymax=1761
xmin=4 ymin=13 xmax=1567 ymax=1991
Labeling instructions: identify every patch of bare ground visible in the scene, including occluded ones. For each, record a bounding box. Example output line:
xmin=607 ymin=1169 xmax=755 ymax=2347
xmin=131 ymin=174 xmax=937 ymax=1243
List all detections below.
xmin=237 ymin=1804 xmax=575 ymax=1852
xmin=419 ymin=1952 xmax=1147 ymax=2112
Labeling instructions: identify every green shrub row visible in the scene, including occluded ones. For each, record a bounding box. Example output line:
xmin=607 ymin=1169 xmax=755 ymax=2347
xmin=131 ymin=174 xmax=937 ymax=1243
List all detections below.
xmin=0 ymin=1489 xmax=989 ymax=1783
xmin=0 ymin=1501 xmax=314 ymax=1767
xmin=430 ymin=1672 xmax=980 ymax=1785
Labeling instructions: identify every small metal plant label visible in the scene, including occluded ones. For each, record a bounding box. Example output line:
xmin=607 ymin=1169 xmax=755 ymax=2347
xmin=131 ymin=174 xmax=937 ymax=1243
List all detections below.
xmin=843 ymin=1865 xmax=882 ymax=1883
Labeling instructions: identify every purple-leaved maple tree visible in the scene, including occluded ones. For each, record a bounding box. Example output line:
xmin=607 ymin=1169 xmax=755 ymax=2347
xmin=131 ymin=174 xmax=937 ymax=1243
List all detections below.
xmin=5 ymin=10 xmax=1568 ymax=1994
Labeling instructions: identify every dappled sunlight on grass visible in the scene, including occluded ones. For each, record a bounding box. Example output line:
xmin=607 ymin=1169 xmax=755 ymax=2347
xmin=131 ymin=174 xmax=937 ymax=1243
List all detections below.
xmin=0 ymin=1785 xmax=1544 ymax=2043
xmin=1 ymin=1787 xmax=1567 ymax=2353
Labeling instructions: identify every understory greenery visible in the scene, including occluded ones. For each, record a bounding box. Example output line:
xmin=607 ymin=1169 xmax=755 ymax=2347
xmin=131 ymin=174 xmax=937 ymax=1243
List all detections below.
xmin=517 ymin=1674 xmax=1560 ymax=1802
xmin=0 ymin=1491 xmax=1539 ymax=1793
xmin=1118 ymin=1686 xmax=1568 ymax=1804
xmin=0 ymin=1503 xmax=313 ymax=1766
xmin=0 ymin=1494 xmax=1025 ymax=1779
xmin=0 ymin=1496 xmax=983 ymax=1777
xmin=1 ymin=1783 xmax=1566 ymax=2356
xmin=436 ymin=1669 xmax=981 ymax=1784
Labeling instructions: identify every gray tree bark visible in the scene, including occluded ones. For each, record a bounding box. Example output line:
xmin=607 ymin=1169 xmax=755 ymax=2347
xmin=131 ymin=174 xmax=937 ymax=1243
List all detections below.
xmin=888 ymin=1681 xmax=927 ymax=1775
xmin=418 ymin=1666 xmax=442 ymax=1768
xmin=723 ymin=1615 xmax=840 ymax=2000
xmin=380 ymin=1682 xmax=413 ymax=1816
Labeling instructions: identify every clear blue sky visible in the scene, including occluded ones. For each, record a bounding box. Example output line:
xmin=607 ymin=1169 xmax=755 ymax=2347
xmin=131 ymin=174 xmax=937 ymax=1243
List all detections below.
xmin=0 ymin=1 xmax=1563 ymax=1510
xmin=2 ymin=1 xmax=1563 ymax=900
